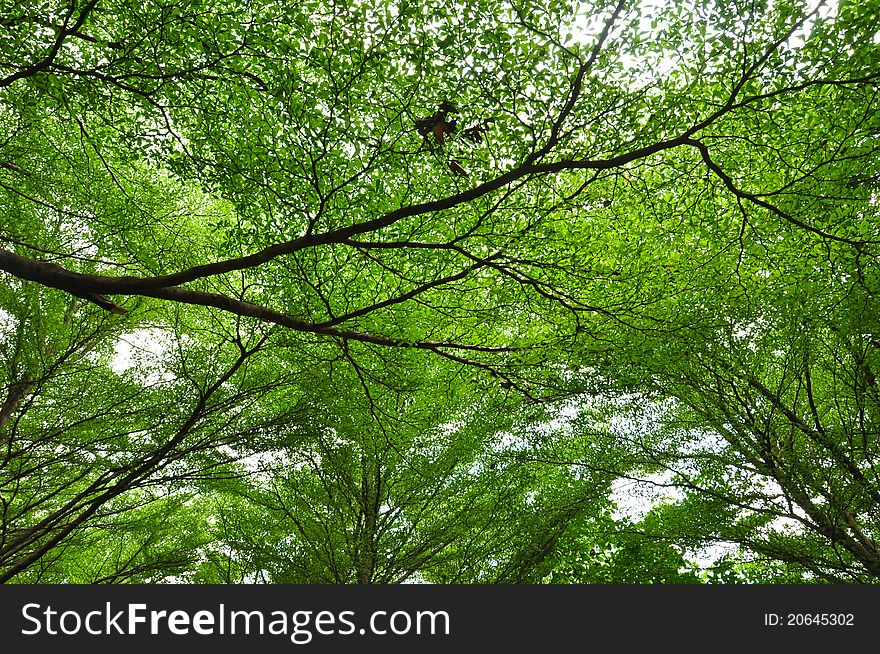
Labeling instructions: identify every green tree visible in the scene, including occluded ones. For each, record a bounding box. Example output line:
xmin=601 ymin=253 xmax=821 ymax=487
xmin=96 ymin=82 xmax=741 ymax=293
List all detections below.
xmin=1 ymin=0 xmax=879 ymax=582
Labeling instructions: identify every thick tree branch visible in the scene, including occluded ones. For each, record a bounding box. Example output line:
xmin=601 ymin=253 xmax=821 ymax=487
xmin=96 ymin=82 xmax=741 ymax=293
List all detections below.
xmin=0 ymin=0 xmax=100 ymax=88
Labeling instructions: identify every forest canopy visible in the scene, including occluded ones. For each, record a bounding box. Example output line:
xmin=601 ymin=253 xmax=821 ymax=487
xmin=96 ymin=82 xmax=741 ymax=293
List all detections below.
xmin=1 ymin=0 xmax=879 ymax=583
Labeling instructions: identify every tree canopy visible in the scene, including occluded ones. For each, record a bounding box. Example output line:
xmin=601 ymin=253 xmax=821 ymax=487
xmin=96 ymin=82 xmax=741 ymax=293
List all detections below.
xmin=1 ymin=0 xmax=879 ymax=583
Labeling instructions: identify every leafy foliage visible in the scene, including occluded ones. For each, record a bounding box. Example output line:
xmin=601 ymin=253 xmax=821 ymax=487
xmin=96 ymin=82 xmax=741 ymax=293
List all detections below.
xmin=1 ymin=0 xmax=879 ymax=583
